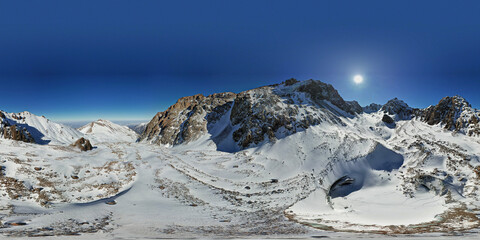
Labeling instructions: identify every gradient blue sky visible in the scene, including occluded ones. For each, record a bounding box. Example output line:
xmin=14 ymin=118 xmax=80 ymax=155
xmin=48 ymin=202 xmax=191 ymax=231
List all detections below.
xmin=1 ymin=0 xmax=480 ymax=121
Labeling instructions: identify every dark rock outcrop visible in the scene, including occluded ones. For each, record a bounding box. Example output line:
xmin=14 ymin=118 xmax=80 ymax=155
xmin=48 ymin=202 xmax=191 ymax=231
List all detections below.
xmin=381 ymin=98 xmax=413 ymax=120
xmin=295 ymin=80 xmax=362 ymax=115
xmin=283 ymin=78 xmax=299 ymax=86
xmin=382 ymin=114 xmax=395 ymax=124
xmin=140 ymin=79 xmax=356 ymax=150
xmin=2 ymin=125 xmax=35 ymax=143
xmin=363 ymin=103 xmax=382 ymax=113
xmin=420 ymin=96 xmax=470 ymax=130
xmin=139 ymin=79 xmax=480 ymax=150
xmin=0 ymin=112 xmax=35 ymax=143
xmin=72 ymin=137 xmax=93 ymax=151
xmin=140 ymin=92 xmax=236 ymax=145
xmin=414 ymin=96 xmax=480 ymax=136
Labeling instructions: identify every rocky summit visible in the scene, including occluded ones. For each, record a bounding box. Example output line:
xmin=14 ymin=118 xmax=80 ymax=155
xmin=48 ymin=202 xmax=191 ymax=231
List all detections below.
xmin=140 ymin=79 xmax=364 ymax=150
xmin=140 ymin=79 xmax=480 ymax=151
xmin=0 ymin=111 xmax=35 ymax=143
xmin=1 ymin=79 xmax=480 ymax=238
xmin=418 ymin=96 xmax=480 ymax=136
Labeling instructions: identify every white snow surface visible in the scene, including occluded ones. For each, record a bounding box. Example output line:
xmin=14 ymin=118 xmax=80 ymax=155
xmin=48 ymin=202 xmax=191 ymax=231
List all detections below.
xmin=1 ymin=111 xmax=83 ymax=145
xmin=78 ymin=119 xmax=138 ymax=143
xmin=127 ymin=122 xmax=148 ymax=134
xmin=0 ymin=109 xmax=480 ymax=238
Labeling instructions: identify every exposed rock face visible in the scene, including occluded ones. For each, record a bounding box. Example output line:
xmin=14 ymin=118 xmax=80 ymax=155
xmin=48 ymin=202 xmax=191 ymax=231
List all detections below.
xmin=140 ymin=93 xmax=236 ymax=145
xmin=72 ymin=137 xmax=93 ymax=151
xmin=363 ymin=103 xmax=382 ymax=113
xmin=140 ymin=79 xmax=357 ymax=150
xmin=140 ymin=80 xmax=480 ymax=150
xmin=229 ymin=83 xmax=345 ymax=149
xmin=381 ymin=98 xmax=413 ymax=120
xmin=1 ymin=110 xmax=82 ymax=145
xmin=294 ymin=80 xmax=362 ymax=115
xmin=284 ymin=78 xmax=299 ymax=86
xmin=0 ymin=112 xmax=35 ymax=143
xmin=417 ymin=96 xmax=480 ymax=135
xmin=377 ymin=96 xmax=480 ymax=136
xmin=1 ymin=125 xmax=35 ymax=143
xmin=382 ymin=114 xmax=395 ymax=124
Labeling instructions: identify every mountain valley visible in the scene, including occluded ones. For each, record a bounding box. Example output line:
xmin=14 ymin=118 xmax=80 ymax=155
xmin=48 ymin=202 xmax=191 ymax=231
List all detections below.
xmin=0 ymin=79 xmax=480 ymax=239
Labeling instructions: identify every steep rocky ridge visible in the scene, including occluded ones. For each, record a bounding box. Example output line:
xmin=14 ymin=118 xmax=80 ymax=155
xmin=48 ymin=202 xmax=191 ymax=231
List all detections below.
xmin=140 ymin=92 xmax=236 ymax=146
xmin=377 ymin=95 xmax=480 ymax=136
xmin=0 ymin=111 xmax=35 ymax=143
xmin=380 ymin=98 xmax=414 ymax=120
xmin=417 ymin=96 xmax=480 ymax=136
xmin=140 ymin=79 xmax=361 ymax=150
xmin=141 ymin=80 xmax=480 ymax=151
xmin=78 ymin=119 xmax=138 ymax=143
xmin=363 ymin=103 xmax=382 ymax=113
xmin=0 ymin=111 xmax=82 ymax=144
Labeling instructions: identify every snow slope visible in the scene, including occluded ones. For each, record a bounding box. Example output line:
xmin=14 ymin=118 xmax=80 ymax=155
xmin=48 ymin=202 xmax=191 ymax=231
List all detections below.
xmin=78 ymin=119 xmax=138 ymax=143
xmin=0 ymin=111 xmax=83 ymax=145
xmin=1 ymin=111 xmax=480 ymax=238
xmin=1 ymin=80 xmax=480 ymax=238
xmin=127 ymin=122 xmax=147 ymax=134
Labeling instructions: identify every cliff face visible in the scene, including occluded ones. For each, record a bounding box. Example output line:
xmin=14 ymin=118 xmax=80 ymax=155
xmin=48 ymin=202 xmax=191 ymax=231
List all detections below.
xmin=0 ymin=112 xmax=35 ymax=143
xmin=228 ymin=81 xmax=349 ymax=149
xmin=363 ymin=103 xmax=382 ymax=113
xmin=140 ymin=79 xmax=358 ymax=150
xmin=293 ymin=80 xmax=362 ymax=115
xmin=417 ymin=96 xmax=480 ymax=135
xmin=1 ymin=111 xmax=83 ymax=145
xmin=380 ymin=98 xmax=414 ymax=120
xmin=140 ymin=92 xmax=236 ymax=146
xmin=140 ymin=80 xmax=480 ymax=150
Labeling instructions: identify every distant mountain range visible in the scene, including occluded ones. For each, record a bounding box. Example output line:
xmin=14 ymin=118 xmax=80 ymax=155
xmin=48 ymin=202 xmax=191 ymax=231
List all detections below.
xmin=1 ymin=79 xmax=480 ymax=236
xmin=138 ymin=79 xmax=479 ymax=151
xmin=2 ymin=79 xmax=479 ymax=149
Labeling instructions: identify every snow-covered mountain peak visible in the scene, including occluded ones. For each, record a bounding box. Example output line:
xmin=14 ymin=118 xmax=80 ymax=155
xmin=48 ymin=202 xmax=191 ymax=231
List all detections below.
xmin=79 ymin=119 xmax=138 ymax=143
xmin=419 ymin=95 xmax=479 ymax=135
xmin=380 ymin=98 xmax=413 ymax=120
xmin=362 ymin=103 xmax=382 ymax=113
xmin=438 ymin=95 xmax=471 ymax=110
xmin=140 ymin=79 xmax=363 ymax=150
xmin=1 ymin=110 xmax=82 ymax=144
xmin=274 ymin=79 xmax=363 ymax=116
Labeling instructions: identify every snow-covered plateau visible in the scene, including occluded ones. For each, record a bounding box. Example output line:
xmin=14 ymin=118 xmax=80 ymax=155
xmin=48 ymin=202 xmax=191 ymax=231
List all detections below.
xmin=0 ymin=79 xmax=480 ymax=239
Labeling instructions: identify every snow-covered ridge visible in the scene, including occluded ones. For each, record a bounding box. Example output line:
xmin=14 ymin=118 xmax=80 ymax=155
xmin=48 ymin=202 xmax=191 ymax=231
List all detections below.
xmin=1 ymin=80 xmax=480 ymax=237
xmin=380 ymin=97 xmax=413 ymax=120
xmin=417 ymin=95 xmax=480 ymax=136
xmin=141 ymin=79 xmax=480 ymax=151
xmin=127 ymin=122 xmax=148 ymax=134
xmin=0 ymin=110 xmax=82 ymax=144
xmin=79 ymin=119 xmax=139 ymax=143
xmin=140 ymin=79 xmax=363 ymax=150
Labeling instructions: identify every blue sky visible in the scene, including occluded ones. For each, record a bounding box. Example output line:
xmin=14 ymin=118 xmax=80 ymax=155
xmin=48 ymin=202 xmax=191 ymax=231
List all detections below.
xmin=1 ymin=1 xmax=480 ymax=121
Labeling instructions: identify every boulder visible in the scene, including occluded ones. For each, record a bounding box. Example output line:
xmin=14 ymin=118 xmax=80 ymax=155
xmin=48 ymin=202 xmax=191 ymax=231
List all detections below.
xmin=72 ymin=137 xmax=93 ymax=151
xmin=382 ymin=114 xmax=395 ymax=124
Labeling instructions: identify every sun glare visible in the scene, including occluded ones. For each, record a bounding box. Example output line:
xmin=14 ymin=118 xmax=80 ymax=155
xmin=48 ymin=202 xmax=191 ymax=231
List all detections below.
xmin=353 ymin=75 xmax=364 ymax=84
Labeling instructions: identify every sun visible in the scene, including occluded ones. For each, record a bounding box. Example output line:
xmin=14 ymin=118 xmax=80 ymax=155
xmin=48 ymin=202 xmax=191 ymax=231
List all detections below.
xmin=353 ymin=75 xmax=363 ymax=84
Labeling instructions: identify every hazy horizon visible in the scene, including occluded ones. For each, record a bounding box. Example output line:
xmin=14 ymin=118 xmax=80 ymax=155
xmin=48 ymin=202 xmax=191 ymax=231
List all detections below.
xmin=2 ymin=75 xmax=480 ymax=122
